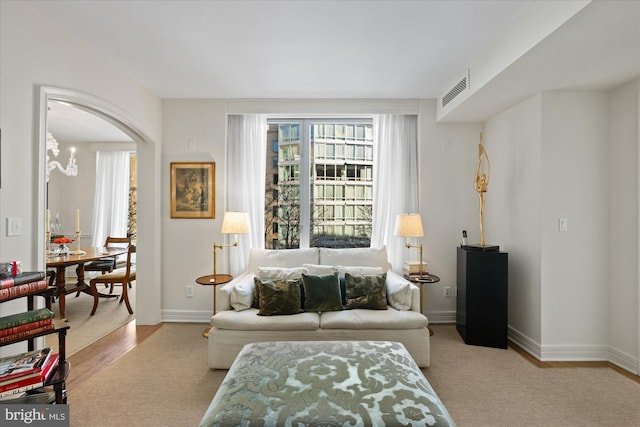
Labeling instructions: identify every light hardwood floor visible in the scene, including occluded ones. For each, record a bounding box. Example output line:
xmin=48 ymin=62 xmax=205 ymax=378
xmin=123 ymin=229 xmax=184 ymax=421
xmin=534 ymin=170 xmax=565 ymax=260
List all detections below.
xmin=66 ymin=320 xmax=163 ymax=391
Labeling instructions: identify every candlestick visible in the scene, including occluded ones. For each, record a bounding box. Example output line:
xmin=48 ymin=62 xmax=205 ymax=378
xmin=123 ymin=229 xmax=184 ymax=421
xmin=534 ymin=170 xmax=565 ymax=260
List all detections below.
xmin=45 ymin=230 xmax=53 ymax=255
xmin=71 ymin=231 xmax=85 ymax=255
xmin=75 ymin=208 xmax=80 ymax=233
xmin=46 ymin=209 xmax=50 ymax=233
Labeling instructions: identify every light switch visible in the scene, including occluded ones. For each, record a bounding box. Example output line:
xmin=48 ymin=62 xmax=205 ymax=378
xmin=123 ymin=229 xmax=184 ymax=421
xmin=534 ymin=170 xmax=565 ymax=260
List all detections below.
xmin=559 ymin=218 xmax=568 ymax=232
xmin=6 ymin=217 xmax=21 ymax=236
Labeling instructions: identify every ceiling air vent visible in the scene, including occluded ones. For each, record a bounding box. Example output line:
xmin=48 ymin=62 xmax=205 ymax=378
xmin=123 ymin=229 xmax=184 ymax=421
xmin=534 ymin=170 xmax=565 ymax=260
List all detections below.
xmin=440 ymin=70 xmax=470 ymax=110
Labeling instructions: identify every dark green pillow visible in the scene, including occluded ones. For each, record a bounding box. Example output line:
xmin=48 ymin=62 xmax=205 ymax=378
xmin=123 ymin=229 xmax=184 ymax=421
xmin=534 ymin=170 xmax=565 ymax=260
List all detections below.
xmin=256 ymin=278 xmax=303 ymax=316
xmin=344 ymin=273 xmax=388 ymax=310
xmin=302 ymin=272 xmax=343 ymax=312
xmin=338 ymin=276 xmax=347 ymax=305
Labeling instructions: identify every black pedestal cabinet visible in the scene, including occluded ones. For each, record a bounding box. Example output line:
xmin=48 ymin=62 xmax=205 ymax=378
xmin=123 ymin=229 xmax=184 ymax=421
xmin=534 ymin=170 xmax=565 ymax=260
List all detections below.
xmin=456 ymin=247 xmax=508 ymax=349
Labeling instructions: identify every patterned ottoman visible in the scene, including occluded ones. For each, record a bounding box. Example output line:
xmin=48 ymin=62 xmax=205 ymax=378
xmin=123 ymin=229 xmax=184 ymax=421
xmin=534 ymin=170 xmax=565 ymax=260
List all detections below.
xmin=200 ymin=341 xmax=455 ymax=426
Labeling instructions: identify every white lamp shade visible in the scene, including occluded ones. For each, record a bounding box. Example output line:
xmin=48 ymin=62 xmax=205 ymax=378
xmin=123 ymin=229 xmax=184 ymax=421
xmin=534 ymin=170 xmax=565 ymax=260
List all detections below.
xmin=394 ymin=213 xmax=424 ymax=238
xmin=221 ymin=212 xmax=250 ymax=234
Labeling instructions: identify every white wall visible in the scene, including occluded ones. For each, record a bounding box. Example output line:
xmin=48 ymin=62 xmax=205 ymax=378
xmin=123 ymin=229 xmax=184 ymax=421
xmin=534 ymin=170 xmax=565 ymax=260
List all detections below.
xmin=160 ymin=99 xmax=478 ymax=322
xmin=608 ymin=78 xmax=640 ymax=373
xmin=0 ymin=2 xmax=161 ymax=326
xmin=540 ymin=92 xmax=609 ymax=355
xmin=484 ymin=88 xmax=639 ymax=372
xmin=484 ymin=94 xmax=543 ymax=348
xmin=161 ymin=100 xmax=228 ymax=321
xmin=418 ymin=100 xmax=481 ymax=322
xmin=47 ymin=142 xmax=96 ymax=245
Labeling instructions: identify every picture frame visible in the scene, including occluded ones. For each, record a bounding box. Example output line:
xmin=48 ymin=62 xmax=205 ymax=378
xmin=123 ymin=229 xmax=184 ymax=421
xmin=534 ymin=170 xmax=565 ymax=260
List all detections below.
xmin=170 ymin=162 xmax=215 ymax=219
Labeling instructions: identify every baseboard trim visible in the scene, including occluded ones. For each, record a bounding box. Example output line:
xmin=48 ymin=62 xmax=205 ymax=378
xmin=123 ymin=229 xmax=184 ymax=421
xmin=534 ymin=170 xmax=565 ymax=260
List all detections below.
xmin=508 ymin=325 xmax=639 ymax=376
xmin=161 ymin=309 xmax=211 ymax=323
xmin=608 ymin=346 xmax=639 ymax=375
xmin=425 ymin=310 xmax=456 ymax=324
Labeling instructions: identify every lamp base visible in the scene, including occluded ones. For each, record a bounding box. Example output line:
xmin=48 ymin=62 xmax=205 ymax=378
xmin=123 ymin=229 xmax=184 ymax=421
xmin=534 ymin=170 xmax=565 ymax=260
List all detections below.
xmin=462 ymin=244 xmax=500 ymax=252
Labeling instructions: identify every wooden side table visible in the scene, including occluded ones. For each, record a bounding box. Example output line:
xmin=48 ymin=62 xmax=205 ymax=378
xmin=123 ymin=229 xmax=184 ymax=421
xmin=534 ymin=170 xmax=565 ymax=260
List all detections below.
xmin=404 ymin=273 xmax=440 ymax=336
xmin=196 ymin=273 xmax=233 ymax=338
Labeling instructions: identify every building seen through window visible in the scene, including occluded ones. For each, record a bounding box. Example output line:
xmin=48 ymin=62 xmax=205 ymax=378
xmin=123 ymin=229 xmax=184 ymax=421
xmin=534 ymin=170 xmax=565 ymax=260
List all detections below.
xmin=264 ymin=120 xmax=373 ymax=249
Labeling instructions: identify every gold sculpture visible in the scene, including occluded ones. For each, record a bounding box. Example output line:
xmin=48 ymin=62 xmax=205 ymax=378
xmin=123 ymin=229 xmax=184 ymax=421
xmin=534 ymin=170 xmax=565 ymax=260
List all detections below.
xmin=475 ymin=132 xmax=490 ymax=246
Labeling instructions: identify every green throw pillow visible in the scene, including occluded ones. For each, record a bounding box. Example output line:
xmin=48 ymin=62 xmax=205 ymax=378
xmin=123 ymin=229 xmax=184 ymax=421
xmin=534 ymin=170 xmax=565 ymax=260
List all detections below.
xmin=344 ymin=272 xmax=388 ymax=310
xmin=255 ymin=278 xmax=303 ymax=316
xmin=302 ymin=272 xmax=343 ymax=312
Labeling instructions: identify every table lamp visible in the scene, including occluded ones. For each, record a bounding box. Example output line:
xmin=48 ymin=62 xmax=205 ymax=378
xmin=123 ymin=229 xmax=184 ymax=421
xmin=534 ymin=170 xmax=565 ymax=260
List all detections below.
xmin=213 ymin=211 xmax=249 ymax=276
xmin=395 ymin=213 xmax=425 ymax=278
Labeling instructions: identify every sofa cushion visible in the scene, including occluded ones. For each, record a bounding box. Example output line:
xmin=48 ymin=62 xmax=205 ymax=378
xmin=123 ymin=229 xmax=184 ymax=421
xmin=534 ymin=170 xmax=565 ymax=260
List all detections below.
xmin=335 ymin=265 xmax=384 ymax=277
xmin=256 ymin=278 xmax=303 ymax=316
xmin=302 ymin=264 xmax=337 ymax=275
xmin=213 ymin=308 xmax=320 ymax=331
xmin=344 ymin=273 xmax=387 ymax=310
xmin=302 ymin=272 xmax=343 ymax=312
xmin=229 ymin=274 xmax=257 ymax=311
xmin=256 ymin=266 xmax=307 ymax=281
xmin=254 ymin=267 xmax=307 ymax=308
xmin=386 ymin=270 xmax=413 ymax=311
xmin=319 ymin=246 xmax=391 ymax=271
xmin=320 ymin=308 xmax=428 ymax=330
xmin=248 ymin=248 xmax=319 ymax=273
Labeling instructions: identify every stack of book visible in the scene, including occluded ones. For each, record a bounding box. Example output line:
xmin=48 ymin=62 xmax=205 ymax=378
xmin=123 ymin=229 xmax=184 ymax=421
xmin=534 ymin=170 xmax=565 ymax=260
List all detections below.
xmin=0 ymin=347 xmax=59 ymax=399
xmin=0 ymin=271 xmax=48 ymax=301
xmin=403 ymin=261 xmax=428 ymax=277
xmin=0 ymin=308 xmax=55 ymax=344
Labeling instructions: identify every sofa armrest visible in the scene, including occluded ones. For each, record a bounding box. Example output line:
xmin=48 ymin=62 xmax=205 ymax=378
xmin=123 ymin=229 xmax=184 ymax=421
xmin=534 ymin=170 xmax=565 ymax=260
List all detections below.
xmin=215 ymin=272 xmax=253 ymax=313
xmin=409 ymin=283 xmax=421 ymax=313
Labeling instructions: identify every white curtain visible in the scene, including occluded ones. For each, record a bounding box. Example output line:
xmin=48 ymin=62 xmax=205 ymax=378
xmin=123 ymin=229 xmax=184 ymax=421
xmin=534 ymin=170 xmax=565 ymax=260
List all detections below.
xmin=227 ymin=114 xmax=267 ymax=275
xmin=91 ymin=151 xmax=131 ymax=246
xmin=371 ymin=115 xmax=419 ymax=271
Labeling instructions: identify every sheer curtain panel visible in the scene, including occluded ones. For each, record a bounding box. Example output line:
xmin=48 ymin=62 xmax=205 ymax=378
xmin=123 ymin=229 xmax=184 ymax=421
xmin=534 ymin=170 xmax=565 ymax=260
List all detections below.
xmin=227 ymin=114 xmax=267 ymax=275
xmin=371 ymin=115 xmax=419 ymax=271
xmin=91 ymin=151 xmax=131 ymax=247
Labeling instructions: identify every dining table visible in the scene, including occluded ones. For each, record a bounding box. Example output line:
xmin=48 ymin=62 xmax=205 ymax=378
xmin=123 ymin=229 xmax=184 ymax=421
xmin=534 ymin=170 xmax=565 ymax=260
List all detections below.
xmin=46 ymin=246 xmax=129 ymax=320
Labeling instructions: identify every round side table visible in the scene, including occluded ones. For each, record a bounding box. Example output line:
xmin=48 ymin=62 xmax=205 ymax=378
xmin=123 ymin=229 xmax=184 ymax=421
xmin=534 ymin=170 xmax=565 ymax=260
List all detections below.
xmin=404 ymin=273 xmax=440 ymax=336
xmin=196 ymin=274 xmax=233 ymax=338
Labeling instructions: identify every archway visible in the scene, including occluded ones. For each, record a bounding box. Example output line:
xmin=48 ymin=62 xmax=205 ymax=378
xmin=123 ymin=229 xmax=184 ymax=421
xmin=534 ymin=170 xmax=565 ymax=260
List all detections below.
xmin=36 ymin=86 xmax=161 ymax=325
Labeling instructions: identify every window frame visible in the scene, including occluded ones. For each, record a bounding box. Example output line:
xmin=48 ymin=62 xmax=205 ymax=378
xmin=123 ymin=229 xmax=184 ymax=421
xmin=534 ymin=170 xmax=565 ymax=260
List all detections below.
xmin=267 ymin=117 xmax=373 ymax=249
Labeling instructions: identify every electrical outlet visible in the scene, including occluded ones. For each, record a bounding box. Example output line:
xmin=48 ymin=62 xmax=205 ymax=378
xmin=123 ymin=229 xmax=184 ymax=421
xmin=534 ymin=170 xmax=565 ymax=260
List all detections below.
xmin=185 ymin=284 xmax=194 ymax=298
xmin=444 ymin=287 xmax=451 ymax=298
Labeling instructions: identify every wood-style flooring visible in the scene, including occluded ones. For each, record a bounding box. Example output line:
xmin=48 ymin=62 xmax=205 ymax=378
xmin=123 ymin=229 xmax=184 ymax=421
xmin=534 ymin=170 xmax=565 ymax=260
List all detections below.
xmin=66 ymin=320 xmax=163 ymax=391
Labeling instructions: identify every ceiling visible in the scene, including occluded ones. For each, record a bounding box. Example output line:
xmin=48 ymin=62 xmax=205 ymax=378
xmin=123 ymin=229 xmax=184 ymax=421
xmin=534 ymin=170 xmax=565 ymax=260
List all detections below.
xmin=29 ymin=0 xmax=639 ymax=140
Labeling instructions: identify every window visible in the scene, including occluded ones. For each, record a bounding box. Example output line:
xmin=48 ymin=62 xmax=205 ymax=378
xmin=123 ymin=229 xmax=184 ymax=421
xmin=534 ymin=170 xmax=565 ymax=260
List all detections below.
xmin=265 ymin=119 xmax=373 ymax=249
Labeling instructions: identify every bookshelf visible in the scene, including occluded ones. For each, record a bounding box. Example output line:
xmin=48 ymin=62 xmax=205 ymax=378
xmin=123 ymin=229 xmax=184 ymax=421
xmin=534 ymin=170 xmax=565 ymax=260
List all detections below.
xmin=0 ymin=271 xmax=70 ymax=404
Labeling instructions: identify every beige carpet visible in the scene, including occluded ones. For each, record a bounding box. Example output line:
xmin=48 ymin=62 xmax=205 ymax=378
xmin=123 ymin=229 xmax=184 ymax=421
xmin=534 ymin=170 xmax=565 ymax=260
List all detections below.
xmin=68 ymin=323 xmax=640 ymax=427
xmin=46 ymin=283 xmax=135 ymax=356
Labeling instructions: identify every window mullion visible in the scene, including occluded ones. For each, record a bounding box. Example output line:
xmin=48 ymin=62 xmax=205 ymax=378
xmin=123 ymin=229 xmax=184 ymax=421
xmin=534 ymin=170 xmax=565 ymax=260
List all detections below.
xmin=299 ymin=120 xmax=311 ymax=248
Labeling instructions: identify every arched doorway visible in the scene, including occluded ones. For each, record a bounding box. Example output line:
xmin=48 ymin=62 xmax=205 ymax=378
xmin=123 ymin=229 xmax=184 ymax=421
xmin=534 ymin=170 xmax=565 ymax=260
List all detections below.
xmin=36 ymin=86 xmax=161 ymax=325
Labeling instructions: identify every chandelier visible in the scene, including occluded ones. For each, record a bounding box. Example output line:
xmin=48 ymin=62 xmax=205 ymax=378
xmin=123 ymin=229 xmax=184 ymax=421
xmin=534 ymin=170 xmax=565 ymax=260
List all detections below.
xmin=46 ymin=132 xmax=78 ymax=182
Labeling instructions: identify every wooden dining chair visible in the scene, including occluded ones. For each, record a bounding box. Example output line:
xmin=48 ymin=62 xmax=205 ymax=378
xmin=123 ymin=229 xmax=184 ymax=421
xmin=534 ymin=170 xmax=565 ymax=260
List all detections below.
xmin=89 ymin=244 xmax=136 ymax=315
xmin=84 ymin=236 xmax=132 ymax=276
xmin=84 ymin=236 xmax=132 ymax=294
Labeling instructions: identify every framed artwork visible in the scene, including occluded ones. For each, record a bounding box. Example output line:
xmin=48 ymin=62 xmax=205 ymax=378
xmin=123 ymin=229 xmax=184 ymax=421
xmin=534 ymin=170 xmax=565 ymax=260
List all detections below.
xmin=170 ymin=162 xmax=215 ymax=219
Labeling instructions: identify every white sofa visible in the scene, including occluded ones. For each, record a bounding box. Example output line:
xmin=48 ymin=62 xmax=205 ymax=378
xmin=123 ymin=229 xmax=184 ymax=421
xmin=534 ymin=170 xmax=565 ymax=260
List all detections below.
xmin=207 ymin=246 xmax=430 ymax=369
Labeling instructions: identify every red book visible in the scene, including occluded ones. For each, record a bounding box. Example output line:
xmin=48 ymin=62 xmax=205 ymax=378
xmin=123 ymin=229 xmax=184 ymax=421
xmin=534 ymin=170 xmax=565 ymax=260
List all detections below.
xmin=0 ymin=280 xmax=48 ymax=300
xmin=0 ymin=277 xmax=15 ymax=289
xmin=40 ymin=353 xmax=59 ymax=383
xmin=0 ymin=319 xmax=53 ymax=338
xmin=0 ymin=375 xmax=44 ymax=396
xmin=0 ymin=324 xmax=55 ymax=344
xmin=0 ymin=354 xmax=58 ymax=398
xmin=0 ymin=348 xmax=52 ymax=383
